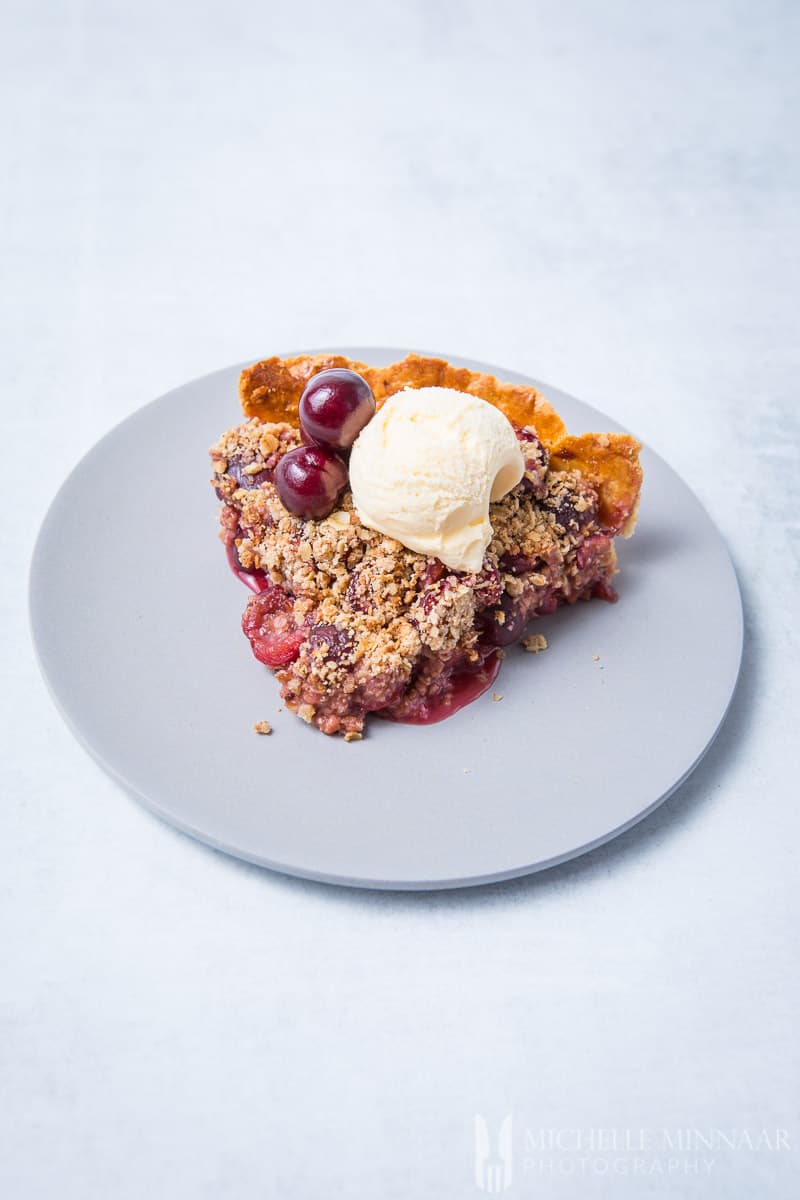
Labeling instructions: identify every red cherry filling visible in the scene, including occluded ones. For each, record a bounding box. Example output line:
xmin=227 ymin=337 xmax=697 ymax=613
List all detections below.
xmin=479 ymin=593 xmax=530 ymax=646
xmin=275 ymin=444 xmax=348 ymax=519
xmin=226 ymin=460 xmax=274 ymax=489
xmin=241 ymin=587 xmax=306 ymax=668
xmin=305 ymin=622 xmax=354 ymax=662
xmin=299 ymin=368 xmax=376 ymax=452
xmin=226 ymin=542 xmax=268 ymax=593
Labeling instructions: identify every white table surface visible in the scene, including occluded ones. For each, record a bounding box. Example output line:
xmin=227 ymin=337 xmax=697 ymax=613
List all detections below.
xmin=2 ymin=1 xmax=798 ymax=1196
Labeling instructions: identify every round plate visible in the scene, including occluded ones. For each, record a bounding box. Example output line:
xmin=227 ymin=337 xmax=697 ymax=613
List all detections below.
xmin=29 ymin=349 xmax=742 ymax=890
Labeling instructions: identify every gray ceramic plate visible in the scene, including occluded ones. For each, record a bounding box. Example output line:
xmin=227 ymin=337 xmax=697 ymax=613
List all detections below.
xmin=29 ymin=349 xmax=742 ymax=890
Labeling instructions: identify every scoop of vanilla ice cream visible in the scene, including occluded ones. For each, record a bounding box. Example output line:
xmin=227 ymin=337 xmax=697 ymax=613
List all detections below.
xmin=348 ymin=386 xmax=525 ymax=573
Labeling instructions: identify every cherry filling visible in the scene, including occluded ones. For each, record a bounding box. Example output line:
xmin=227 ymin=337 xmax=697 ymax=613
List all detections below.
xmin=226 ymin=461 xmax=274 ymax=490
xmin=223 ymin=486 xmax=617 ymax=730
xmin=226 ymin=543 xmax=268 ymax=594
xmin=479 ymin=592 xmax=533 ymax=646
xmin=383 ymin=651 xmax=502 ymax=725
xmin=241 ymin=586 xmax=306 ymax=669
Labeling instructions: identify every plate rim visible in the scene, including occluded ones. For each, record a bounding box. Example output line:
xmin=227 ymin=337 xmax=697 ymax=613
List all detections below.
xmin=29 ymin=347 xmax=744 ymax=890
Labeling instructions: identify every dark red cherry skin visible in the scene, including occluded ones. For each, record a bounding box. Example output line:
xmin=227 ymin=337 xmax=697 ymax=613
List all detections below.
xmin=299 ymin=369 xmax=376 ymax=451
xmin=275 ymin=445 xmax=348 ymax=519
xmin=481 ymin=594 xmax=529 ymax=647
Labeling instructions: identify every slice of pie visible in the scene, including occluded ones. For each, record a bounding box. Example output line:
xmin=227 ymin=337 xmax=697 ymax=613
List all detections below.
xmin=210 ymin=353 xmax=642 ymax=739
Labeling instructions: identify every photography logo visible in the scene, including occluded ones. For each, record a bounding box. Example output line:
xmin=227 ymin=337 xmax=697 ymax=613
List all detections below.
xmin=475 ymin=1114 xmax=513 ymax=1193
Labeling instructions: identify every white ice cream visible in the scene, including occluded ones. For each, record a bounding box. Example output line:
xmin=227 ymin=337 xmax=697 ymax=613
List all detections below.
xmin=348 ymin=386 xmax=525 ymax=573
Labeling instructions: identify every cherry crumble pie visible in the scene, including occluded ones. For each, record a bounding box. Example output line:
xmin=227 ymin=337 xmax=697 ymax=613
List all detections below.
xmin=210 ymin=354 xmax=643 ymax=739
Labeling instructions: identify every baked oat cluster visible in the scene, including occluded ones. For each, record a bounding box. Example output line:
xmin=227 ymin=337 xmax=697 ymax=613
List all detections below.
xmin=209 ymin=354 xmax=643 ymax=739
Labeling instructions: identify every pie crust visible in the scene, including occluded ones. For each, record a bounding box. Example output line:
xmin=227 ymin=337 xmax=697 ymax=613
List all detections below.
xmin=239 ymin=353 xmax=642 ymax=535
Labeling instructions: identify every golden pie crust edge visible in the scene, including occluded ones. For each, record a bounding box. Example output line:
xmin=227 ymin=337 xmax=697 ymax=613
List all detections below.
xmin=239 ymin=352 xmax=643 ymax=536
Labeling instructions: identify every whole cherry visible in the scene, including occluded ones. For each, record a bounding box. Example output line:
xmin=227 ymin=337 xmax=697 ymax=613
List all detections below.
xmin=275 ymin=444 xmax=348 ymax=519
xmin=299 ymin=368 xmax=376 ymax=452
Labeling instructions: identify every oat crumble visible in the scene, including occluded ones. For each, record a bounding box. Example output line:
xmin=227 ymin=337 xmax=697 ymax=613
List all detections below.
xmin=210 ymin=354 xmax=642 ymax=737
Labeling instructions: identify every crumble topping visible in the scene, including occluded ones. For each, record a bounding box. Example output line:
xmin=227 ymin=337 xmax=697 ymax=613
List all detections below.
xmin=211 ymin=417 xmax=619 ymax=736
xmin=521 ymin=634 xmax=549 ymax=654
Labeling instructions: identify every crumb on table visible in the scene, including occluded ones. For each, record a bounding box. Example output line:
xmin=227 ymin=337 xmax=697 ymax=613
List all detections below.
xmin=253 ymin=720 xmax=272 ymax=735
xmin=492 ymin=692 xmax=503 ymax=702
xmin=521 ymin=634 xmax=548 ymax=653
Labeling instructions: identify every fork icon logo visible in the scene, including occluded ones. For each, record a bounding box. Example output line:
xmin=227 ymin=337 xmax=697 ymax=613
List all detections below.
xmin=474 ymin=1114 xmax=513 ymax=1192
